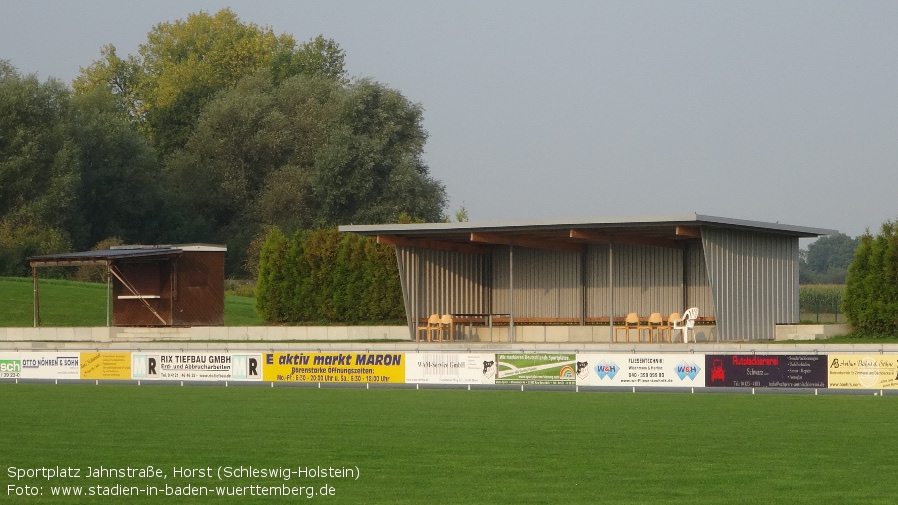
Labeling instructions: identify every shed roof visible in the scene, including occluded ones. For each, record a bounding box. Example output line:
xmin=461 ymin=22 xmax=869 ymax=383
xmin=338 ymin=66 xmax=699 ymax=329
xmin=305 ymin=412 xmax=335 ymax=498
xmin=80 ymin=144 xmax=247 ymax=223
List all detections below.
xmin=28 ymin=244 xmax=226 ymax=267
xmin=340 ymin=214 xmax=837 ymax=253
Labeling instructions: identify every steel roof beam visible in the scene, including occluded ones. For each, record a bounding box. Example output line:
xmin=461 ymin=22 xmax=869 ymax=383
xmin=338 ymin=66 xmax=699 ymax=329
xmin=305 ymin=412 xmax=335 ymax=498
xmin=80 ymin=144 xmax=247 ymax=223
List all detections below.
xmin=377 ymin=235 xmax=488 ymax=255
xmin=470 ymin=232 xmax=586 ymax=253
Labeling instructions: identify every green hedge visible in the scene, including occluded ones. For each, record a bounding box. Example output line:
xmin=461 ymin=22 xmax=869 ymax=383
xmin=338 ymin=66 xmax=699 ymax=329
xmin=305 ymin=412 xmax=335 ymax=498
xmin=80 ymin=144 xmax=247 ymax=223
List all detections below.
xmin=842 ymin=220 xmax=898 ymax=336
xmin=255 ymin=228 xmax=404 ymax=324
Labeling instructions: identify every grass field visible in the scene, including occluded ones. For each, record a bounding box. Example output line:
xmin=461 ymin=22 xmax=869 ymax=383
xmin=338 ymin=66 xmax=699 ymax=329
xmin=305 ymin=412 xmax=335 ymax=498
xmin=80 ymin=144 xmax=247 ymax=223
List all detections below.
xmin=0 ymin=384 xmax=894 ymax=504
xmin=0 ymin=277 xmax=262 ymax=327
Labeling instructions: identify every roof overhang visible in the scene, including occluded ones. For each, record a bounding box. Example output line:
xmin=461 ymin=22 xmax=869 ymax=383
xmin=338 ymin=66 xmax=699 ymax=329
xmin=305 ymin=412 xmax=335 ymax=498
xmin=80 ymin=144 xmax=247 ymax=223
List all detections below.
xmin=340 ymin=214 xmax=837 ymax=253
xmin=27 ymin=244 xmax=226 ymax=268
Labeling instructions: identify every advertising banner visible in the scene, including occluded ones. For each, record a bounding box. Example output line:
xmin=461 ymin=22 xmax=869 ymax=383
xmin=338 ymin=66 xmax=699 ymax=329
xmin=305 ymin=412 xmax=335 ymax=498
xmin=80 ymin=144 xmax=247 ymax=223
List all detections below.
xmin=405 ymin=353 xmax=497 ymax=384
xmin=262 ymin=352 xmax=405 ymax=383
xmin=827 ymin=354 xmax=898 ymax=389
xmin=0 ymin=352 xmax=80 ymax=380
xmin=495 ymin=353 xmax=576 ymax=385
xmin=80 ymin=352 xmax=131 ymax=380
xmin=705 ymin=354 xmax=827 ymax=388
xmin=577 ymin=354 xmax=705 ymax=387
xmin=131 ymin=353 xmax=262 ymax=381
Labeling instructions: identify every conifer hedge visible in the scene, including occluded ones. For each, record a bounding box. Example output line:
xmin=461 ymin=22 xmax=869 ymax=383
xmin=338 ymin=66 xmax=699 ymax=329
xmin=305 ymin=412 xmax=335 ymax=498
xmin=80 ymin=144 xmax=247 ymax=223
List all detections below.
xmin=842 ymin=220 xmax=898 ymax=336
xmin=255 ymin=228 xmax=405 ymax=324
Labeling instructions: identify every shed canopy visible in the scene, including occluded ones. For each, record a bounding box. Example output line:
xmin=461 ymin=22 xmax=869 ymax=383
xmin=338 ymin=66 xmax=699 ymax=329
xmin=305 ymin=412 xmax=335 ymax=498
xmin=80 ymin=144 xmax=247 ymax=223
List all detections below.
xmin=341 ymin=214 xmax=837 ymax=342
xmin=27 ymin=244 xmax=226 ymax=327
xmin=340 ymin=213 xmax=836 ymax=252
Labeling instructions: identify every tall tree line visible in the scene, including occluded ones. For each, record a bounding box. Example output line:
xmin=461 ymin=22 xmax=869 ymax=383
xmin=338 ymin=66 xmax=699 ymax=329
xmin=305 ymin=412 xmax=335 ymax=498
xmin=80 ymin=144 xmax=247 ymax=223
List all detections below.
xmin=1 ymin=9 xmax=446 ymax=277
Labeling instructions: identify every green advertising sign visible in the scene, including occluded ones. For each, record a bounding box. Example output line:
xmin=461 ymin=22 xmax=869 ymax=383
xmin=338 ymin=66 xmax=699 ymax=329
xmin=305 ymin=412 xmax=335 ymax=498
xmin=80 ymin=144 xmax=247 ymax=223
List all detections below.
xmin=495 ymin=353 xmax=576 ymax=385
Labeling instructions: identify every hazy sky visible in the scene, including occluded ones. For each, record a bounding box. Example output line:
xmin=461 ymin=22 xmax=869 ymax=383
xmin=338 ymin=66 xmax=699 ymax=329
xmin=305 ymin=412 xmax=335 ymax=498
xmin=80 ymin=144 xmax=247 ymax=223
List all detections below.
xmin=2 ymin=1 xmax=896 ymax=238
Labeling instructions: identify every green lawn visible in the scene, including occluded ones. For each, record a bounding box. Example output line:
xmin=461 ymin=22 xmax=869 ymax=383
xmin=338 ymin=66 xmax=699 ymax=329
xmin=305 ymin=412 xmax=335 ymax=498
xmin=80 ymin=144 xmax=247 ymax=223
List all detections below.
xmin=0 ymin=276 xmax=262 ymax=327
xmin=0 ymin=384 xmax=893 ymax=504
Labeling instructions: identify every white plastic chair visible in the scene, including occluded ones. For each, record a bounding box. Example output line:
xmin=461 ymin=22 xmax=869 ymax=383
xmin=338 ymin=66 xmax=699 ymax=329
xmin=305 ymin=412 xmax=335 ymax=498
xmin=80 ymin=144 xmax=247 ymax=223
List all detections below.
xmin=672 ymin=307 xmax=699 ymax=343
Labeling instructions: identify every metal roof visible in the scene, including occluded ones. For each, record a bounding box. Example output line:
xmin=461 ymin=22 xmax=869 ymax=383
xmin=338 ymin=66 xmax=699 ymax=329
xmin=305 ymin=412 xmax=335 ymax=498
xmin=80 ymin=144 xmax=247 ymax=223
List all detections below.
xmin=28 ymin=244 xmax=226 ymax=267
xmin=339 ymin=214 xmax=837 ymax=253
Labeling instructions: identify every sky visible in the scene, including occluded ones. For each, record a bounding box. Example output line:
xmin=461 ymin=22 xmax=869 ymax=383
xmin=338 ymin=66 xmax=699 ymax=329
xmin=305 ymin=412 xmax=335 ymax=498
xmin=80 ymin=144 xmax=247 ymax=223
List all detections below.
xmin=2 ymin=1 xmax=896 ymax=239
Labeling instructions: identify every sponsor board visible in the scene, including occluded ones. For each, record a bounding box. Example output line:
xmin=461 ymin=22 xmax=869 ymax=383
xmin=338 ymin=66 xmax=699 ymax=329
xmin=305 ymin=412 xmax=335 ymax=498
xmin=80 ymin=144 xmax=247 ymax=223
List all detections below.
xmin=262 ymin=352 xmax=405 ymax=383
xmin=577 ymin=354 xmax=705 ymax=387
xmin=828 ymin=354 xmax=898 ymax=389
xmin=131 ymin=353 xmax=262 ymax=381
xmin=80 ymin=352 xmax=131 ymax=380
xmin=495 ymin=353 xmax=576 ymax=385
xmin=405 ymin=353 xmax=497 ymax=384
xmin=705 ymin=354 xmax=827 ymax=388
xmin=0 ymin=352 xmax=80 ymax=379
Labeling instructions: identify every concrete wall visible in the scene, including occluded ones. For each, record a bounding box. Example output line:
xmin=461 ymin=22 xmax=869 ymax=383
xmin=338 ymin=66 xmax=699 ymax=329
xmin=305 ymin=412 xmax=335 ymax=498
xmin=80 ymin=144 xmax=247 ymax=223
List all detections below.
xmin=774 ymin=324 xmax=852 ymax=341
xmin=0 ymin=326 xmax=409 ymax=343
xmin=0 ymin=323 xmax=845 ymax=345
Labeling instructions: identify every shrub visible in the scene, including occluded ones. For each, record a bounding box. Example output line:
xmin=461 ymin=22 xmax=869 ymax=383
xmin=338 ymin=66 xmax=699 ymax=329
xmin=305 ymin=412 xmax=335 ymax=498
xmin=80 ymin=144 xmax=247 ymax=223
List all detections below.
xmin=842 ymin=220 xmax=898 ymax=336
xmin=255 ymin=227 xmax=404 ymax=324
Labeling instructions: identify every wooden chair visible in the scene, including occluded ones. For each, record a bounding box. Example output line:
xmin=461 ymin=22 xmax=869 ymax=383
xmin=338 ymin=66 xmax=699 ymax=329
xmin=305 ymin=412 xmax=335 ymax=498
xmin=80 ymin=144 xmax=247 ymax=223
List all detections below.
xmin=643 ymin=312 xmax=664 ymax=342
xmin=438 ymin=314 xmax=454 ymax=342
xmin=614 ymin=312 xmax=641 ymax=342
xmin=417 ymin=314 xmax=440 ymax=342
xmin=660 ymin=312 xmax=680 ymax=343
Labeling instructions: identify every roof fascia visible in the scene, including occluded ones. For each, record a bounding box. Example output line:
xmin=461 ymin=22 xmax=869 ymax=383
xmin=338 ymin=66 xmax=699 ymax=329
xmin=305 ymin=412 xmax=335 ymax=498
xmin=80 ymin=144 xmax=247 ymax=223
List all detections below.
xmin=470 ymin=232 xmax=586 ymax=253
xmin=377 ymin=235 xmax=488 ymax=255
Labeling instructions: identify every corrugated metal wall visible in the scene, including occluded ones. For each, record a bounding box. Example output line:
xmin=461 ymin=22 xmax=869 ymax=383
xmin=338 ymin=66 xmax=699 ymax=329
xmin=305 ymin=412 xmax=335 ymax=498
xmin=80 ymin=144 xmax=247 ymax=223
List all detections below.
xmin=396 ymin=246 xmax=488 ymax=333
xmin=701 ymin=228 xmax=799 ymax=341
xmin=584 ymin=244 xmax=610 ymax=319
xmin=608 ymin=243 xmax=683 ymax=318
xmin=685 ymin=240 xmax=715 ymax=319
xmin=485 ymin=242 xmax=705 ymax=321
xmin=491 ymin=246 xmax=581 ymax=318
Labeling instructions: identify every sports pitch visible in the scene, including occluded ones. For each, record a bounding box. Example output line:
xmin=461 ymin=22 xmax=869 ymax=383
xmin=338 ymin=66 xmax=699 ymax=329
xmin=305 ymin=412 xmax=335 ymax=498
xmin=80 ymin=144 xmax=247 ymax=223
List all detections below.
xmin=0 ymin=384 xmax=893 ymax=504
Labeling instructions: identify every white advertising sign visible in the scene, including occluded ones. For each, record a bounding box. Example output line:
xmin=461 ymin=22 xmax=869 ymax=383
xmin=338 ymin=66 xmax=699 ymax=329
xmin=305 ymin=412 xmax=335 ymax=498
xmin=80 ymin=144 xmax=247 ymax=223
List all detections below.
xmin=0 ymin=352 xmax=80 ymax=380
xmin=405 ymin=353 xmax=497 ymax=384
xmin=576 ymin=353 xmax=705 ymax=387
xmin=131 ymin=353 xmax=262 ymax=381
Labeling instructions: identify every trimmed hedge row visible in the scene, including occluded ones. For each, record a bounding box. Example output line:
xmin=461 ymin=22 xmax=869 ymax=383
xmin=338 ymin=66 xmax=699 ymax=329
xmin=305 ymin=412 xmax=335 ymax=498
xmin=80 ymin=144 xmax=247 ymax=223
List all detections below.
xmin=255 ymin=228 xmax=405 ymax=324
xmin=842 ymin=220 xmax=898 ymax=336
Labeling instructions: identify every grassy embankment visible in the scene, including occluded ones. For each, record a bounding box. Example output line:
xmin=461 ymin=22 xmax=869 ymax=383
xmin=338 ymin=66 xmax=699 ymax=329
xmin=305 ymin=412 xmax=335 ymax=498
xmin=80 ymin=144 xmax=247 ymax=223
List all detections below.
xmin=0 ymin=276 xmax=262 ymax=327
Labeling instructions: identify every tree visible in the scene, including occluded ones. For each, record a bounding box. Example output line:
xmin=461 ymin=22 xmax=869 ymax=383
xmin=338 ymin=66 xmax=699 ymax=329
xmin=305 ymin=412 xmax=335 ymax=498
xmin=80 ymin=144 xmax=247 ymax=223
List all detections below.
xmin=66 ymin=9 xmax=447 ymax=279
xmin=75 ymin=8 xmax=347 ymax=156
xmin=165 ymin=72 xmax=446 ymax=274
xmin=0 ymin=62 xmax=79 ymax=229
xmin=0 ymin=62 xmax=77 ymax=272
xmin=842 ymin=220 xmax=898 ymax=336
xmin=68 ymin=88 xmax=169 ymax=249
xmin=799 ymin=233 xmax=859 ymax=284
xmin=72 ymin=45 xmax=142 ymax=121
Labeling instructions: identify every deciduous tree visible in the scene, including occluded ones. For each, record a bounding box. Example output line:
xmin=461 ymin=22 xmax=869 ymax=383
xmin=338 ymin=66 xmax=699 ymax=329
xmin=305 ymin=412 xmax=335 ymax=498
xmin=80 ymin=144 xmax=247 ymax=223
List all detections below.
xmin=75 ymin=8 xmax=346 ymax=156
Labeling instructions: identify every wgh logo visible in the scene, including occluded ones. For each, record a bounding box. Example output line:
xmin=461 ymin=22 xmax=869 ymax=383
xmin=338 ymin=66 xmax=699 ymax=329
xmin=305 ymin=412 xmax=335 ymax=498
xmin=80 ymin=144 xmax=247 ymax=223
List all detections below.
xmin=675 ymin=361 xmax=701 ymax=381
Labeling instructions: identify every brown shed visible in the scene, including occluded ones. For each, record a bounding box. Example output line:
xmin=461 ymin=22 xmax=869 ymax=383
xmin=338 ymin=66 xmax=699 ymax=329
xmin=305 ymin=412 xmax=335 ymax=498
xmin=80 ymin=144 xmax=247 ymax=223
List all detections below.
xmin=28 ymin=244 xmax=226 ymax=327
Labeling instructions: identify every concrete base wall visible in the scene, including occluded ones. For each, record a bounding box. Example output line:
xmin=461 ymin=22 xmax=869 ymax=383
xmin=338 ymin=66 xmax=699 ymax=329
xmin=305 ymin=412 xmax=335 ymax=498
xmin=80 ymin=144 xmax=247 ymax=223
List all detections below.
xmin=0 ymin=326 xmax=409 ymax=343
xmin=774 ymin=324 xmax=853 ymax=341
xmin=0 ymin=323 xmax=849 ymax=346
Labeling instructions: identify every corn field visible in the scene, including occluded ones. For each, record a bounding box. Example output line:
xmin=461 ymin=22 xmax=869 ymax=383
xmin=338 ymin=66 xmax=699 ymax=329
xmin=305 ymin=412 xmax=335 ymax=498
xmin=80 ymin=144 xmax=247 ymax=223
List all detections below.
xmin=799 ymin=284 xmax=844 ymax=323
